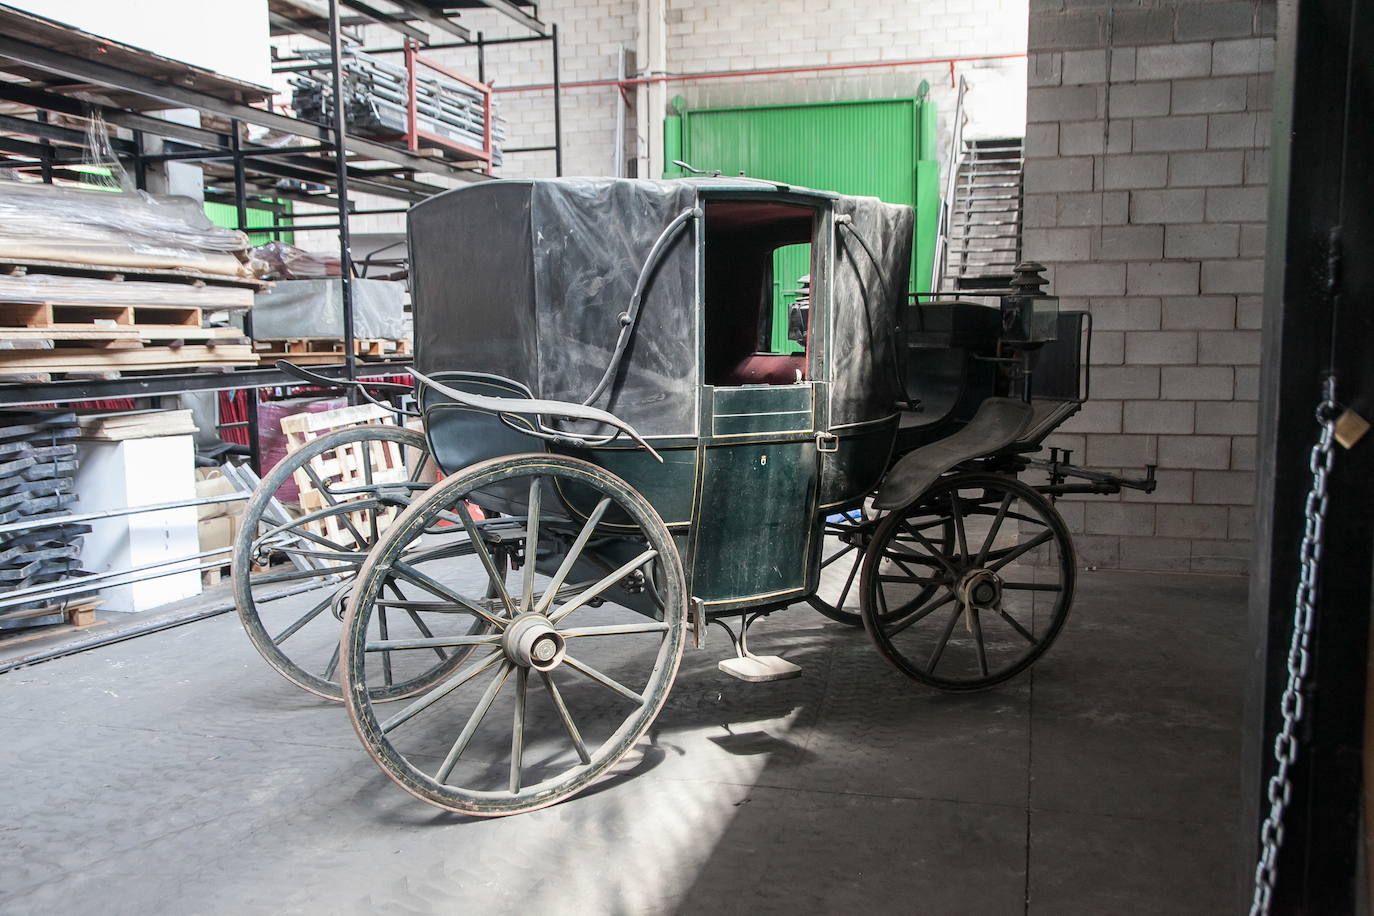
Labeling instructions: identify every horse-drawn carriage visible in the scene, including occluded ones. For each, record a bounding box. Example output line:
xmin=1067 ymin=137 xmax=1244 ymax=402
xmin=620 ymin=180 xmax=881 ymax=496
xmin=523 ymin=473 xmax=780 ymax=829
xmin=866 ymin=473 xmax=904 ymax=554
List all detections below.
xmin=232 ymin=177 xmax=1154 ymax=816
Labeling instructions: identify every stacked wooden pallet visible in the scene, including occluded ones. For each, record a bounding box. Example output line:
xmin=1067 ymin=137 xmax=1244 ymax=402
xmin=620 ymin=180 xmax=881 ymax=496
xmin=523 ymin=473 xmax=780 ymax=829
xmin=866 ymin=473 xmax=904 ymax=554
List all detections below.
xmin=0 ymin=410 xmax=94 ymax=632
xmin=0 ymin=259 xmax=260 ymax=381
xmin=253 ymin=336 xmax=411 ymax=366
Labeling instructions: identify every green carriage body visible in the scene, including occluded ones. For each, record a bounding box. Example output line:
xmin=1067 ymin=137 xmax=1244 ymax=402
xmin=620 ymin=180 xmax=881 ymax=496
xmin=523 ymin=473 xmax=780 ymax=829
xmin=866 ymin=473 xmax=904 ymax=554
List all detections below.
xmin=408 ymin=177 xmax=913 ymax=616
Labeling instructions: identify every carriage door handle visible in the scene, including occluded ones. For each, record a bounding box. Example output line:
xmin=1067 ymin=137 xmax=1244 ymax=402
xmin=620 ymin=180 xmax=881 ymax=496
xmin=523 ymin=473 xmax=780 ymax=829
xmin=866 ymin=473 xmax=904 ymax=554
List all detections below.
xmin=815 ymin=432 xmax=839 ymax=453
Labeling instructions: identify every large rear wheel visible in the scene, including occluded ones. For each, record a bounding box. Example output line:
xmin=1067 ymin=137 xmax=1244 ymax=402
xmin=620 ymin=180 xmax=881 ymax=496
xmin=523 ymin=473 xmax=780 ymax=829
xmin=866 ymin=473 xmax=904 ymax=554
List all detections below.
xmin=341 ymin=453 xmax=688 ymax=816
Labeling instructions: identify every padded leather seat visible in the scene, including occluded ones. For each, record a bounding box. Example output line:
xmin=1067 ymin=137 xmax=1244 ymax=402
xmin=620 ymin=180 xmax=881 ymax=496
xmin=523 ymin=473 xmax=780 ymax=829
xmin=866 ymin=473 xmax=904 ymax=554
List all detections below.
xmin=725 ymin=353 xmax=806 ymax=386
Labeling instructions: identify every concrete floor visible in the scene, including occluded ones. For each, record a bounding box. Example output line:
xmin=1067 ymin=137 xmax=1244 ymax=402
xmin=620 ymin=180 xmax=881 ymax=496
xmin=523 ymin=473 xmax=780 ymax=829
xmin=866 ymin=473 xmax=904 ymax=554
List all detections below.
xmin=0 ymin=568 xmax=1245 ymax=915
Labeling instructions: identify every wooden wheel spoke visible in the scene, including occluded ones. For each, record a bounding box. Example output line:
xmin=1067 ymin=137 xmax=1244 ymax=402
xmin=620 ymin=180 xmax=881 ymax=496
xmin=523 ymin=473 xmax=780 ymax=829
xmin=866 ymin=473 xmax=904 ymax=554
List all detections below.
xmin=436 ymin=663 xmax=513 ymax=784
xmin=408 ymin=449 xmax=432 ymax=485
xmin=270 ymin=545 xmax=369 ymax=563
xmin=540 ymin=670 xmax=591 ymax=764
xmin=925 ymin=602 xmax=964 ymax=674
xmin=559 ymin=622 xmax=670 ymax=639
xmin=522 ymin=478 xmax=542 ymax=611
xmin=976 ymin=492 xmax=1014 ymax=566
xmin=255 ymin=499 xmax=384 ymax=548
xmin=987 ymin=530 xmax=1053 ymax=572
xmin=379 ymin=651 xmax=504 ymax=734
xmin=257 ymin=521 xmax=363 ymax=557
xmin=563 ymin=655 xmax=644 ymax=705
xmin=888 ymin=555 xmax=935 ymax=583
xmin=534 ymin=497 xmax=612 ymax=614
xmin=548 ymin=548 xmax=659 ymax=625
xmin=270 ymin=591 xmax=335 ymax=646
xmin=878 ymin=573 xmax=945 ymax=585
xmin=389 ymin=561 xmax=508 ymax=630
xmin=833 ymin=549 xmax=861 ymax=609
xmin=366 ymin=633 xmax=501 ymax=652
xmin=996 ymin=609 xmax=1040 ymax=645
xmin=302 ymin=462 xmax=370 ymax=547
xmin=386 ymin=582 xmax=449 ymax=662
xmin=361 ymin=451 xmax=381 ymax=547
xmin=819 ymin=542 xmax=857 ymax=569
xmin=510 ymin=667 xmax=528 ymax=794
xmin=322 ymin=642 xmax=340 ymax=681
xmin=455 ymin=502 xmax=518 ymax=617
xmin=375 ymin=599 xmax=487 ymax=613
xmin=378 ymin=607 xmax=394 ymax=685
xmin=970 ymin=607 xmax=990 ymax=677
xmin=1002 ymin=581 xmax=1064 ymax=592
xmin=900 ymin=521 xmax=960 ymax=578
xmin=245 ymin=565 xmax=350 ymax=587
xmin=885 ymin=589 xmax=956 ymax=637
xmin=882 ymin=549 xmax=943 ymax=567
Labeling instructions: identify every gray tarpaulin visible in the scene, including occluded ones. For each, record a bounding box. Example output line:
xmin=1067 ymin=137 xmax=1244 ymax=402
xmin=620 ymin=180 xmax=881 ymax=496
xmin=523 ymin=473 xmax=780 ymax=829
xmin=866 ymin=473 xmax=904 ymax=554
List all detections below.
xmin=243 ymin=278 xmax=407 ymax=340
xmin=408 ymin=177 xmax=910 ymax=438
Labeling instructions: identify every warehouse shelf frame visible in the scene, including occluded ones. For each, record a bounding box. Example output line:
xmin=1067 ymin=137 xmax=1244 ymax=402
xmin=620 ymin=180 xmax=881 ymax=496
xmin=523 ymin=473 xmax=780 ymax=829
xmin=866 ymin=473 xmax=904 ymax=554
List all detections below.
xmin=0 ymin=0 xmax=558 ymax=620
xmin=0 ymin=0 xmax=560 ymax=406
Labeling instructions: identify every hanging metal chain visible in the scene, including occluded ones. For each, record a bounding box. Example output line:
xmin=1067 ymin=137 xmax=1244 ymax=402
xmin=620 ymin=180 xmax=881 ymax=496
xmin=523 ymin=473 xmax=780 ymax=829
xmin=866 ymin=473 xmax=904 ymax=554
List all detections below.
xmin=1249 ymin=375 xmax=1340 ymax=916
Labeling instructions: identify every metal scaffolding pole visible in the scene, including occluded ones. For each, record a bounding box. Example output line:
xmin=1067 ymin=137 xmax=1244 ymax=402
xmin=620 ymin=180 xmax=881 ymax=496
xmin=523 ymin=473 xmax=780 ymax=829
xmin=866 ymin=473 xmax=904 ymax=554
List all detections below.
xmin=328 ymin=0 xmax=358 ymax=383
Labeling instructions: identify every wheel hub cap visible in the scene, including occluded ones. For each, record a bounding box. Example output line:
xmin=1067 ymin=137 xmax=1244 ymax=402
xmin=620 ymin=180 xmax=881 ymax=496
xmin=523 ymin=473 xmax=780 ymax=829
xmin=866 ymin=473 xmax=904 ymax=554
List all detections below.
xmin=957 ymin=569 xmax=1002 ymax=610
xmin=503 ymin=613 xmax=566 ymax=671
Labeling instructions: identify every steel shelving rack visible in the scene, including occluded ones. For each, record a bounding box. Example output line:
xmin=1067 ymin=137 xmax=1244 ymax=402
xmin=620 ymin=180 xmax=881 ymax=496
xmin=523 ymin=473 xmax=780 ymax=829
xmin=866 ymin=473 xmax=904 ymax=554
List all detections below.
xmin=0 ymin=0 xmax=562 ymax=411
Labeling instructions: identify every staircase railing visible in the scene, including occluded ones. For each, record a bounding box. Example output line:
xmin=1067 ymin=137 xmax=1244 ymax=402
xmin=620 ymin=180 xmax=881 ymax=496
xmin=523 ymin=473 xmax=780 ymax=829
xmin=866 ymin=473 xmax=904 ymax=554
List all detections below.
xmin=930 ymin=75 xmax=969 ymax=294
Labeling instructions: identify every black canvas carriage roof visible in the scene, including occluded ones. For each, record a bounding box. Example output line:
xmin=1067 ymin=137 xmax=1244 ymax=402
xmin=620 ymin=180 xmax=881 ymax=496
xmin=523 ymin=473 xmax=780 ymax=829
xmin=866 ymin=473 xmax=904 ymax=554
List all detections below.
xmin=408 ymin=177 xmax=912 ymax=437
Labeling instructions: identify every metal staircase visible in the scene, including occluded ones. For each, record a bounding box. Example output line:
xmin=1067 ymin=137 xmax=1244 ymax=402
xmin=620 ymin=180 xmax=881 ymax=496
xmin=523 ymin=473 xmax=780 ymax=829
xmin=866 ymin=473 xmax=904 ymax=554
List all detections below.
xmin=938 ymin=136 xmax=1024 ymax=293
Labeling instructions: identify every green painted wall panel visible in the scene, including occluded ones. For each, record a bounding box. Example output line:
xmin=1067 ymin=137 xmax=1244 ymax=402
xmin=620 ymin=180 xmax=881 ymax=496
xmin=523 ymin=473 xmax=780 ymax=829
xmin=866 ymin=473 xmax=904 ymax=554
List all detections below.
xmin=914 ymin=160 xmax=940 ymax=295
xmin=667 ymin=97 xmax=941 ymax=346
xmin=204 ymin=200 xmax=293 ymax=246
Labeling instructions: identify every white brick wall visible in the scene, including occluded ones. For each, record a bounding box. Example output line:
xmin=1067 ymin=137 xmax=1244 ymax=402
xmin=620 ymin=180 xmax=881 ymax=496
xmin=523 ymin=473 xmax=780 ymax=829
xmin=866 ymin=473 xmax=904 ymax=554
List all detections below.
xmin=1024 ymin=0 xmax=1274 ymax=574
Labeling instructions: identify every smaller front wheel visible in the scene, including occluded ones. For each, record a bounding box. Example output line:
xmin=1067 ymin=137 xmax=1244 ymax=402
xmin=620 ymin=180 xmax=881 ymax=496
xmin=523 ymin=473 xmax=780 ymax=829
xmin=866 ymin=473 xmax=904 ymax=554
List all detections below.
xmin=342 ymin=453 xmax=688 ymax=816
xmin=859 ymin=472 xmax=1075 ymax=691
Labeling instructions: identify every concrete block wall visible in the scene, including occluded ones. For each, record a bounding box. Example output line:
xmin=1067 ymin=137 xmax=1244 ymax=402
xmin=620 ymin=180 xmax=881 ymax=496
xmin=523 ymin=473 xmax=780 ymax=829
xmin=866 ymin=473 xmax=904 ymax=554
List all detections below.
xmin=434 ymin=0 xmax=1029 ymax=181
xmin=1023 ymin=0 xmax=1274 ymax=574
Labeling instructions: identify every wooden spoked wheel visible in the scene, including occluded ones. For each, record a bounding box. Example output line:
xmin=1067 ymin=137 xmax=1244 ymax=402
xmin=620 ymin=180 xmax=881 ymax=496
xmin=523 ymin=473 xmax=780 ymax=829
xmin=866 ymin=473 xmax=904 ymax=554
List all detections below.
xmin=341 ymin=453 xmax=688 ymax=817
xmin=859 ymin=472 xmax=1075 ymax=691
xmin=233 ymin=424 xmax=479 ymax=702
xmin=809 ymin=500 xmax=949 ymax=628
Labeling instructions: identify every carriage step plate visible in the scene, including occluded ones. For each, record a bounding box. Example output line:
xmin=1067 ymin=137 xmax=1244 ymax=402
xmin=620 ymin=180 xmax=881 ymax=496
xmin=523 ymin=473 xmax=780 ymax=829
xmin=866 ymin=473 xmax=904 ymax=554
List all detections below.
xmin=718 ymin=655 xmax=802 ymax=683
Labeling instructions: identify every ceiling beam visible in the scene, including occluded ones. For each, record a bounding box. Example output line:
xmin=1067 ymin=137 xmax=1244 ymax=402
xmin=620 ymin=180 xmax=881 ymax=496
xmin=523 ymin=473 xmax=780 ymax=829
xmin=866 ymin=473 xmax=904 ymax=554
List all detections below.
xmin=465 ymin=0 xmax=547 ymax=37
xmin=338 ymin=0 xmax=430 ymax=43
xmin=268 ymin=10 xmax=340 ymax=45
xmin=387 ymin=0 xmax=471 ymax=41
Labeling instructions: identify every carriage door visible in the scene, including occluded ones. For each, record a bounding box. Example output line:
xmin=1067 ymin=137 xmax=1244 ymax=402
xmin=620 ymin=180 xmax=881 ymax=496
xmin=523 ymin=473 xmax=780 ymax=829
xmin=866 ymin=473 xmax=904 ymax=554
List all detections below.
xmin=689 ymin=197 xmax=827 ymax=608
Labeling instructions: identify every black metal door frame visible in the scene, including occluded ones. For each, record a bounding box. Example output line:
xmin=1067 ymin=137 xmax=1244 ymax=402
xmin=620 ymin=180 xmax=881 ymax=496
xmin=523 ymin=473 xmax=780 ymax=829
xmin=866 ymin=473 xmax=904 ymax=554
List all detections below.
xmin=1242 ymin=0 xmax=1374 ymax=910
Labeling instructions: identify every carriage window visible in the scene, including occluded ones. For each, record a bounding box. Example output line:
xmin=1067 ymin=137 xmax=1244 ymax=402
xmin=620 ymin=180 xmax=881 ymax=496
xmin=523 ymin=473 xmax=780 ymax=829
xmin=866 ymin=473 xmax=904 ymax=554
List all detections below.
xmin=703 ymin=200 xmax=817 ymax=387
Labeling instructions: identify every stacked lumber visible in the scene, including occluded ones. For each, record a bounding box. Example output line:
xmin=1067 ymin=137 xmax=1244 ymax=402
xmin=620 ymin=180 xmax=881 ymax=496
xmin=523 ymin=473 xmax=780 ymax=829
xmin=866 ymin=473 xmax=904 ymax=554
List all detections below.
xmin=0 ymin=410 xmax=93 ymax=631
xmin=77 ymin=408 xmax=199 ymax=441
xmin=0 ymin=180 xmax=263 ymax=382
xmin=253 ymin=336 xmax=410 ymax=366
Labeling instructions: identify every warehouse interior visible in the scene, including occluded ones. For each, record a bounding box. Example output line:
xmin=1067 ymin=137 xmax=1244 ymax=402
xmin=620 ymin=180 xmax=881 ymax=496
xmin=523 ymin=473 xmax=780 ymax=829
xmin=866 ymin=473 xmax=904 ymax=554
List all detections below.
xmin=0 ymin=0 xmax=1369 ymax=913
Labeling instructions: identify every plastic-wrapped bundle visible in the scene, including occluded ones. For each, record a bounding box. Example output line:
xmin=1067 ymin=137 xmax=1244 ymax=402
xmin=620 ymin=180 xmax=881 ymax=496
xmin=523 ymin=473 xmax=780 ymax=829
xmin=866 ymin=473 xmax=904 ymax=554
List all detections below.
xmin=0 ymin=178 xmax=250 ymax=278
xmin=248 ymin=241 xmax=341 ymax=280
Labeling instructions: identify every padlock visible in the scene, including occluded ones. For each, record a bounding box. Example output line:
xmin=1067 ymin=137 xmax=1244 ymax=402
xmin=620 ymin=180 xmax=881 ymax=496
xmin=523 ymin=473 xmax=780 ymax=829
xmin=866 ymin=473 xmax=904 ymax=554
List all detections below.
xmin=1334 ymin=408 xmax=1370 ymax=449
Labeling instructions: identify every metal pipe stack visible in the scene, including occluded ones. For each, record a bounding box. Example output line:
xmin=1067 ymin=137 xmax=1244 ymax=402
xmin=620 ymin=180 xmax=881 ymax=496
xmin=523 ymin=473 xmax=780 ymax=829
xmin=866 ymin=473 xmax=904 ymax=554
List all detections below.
xmin=291 ymin=49 xmax=506 ymax=165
